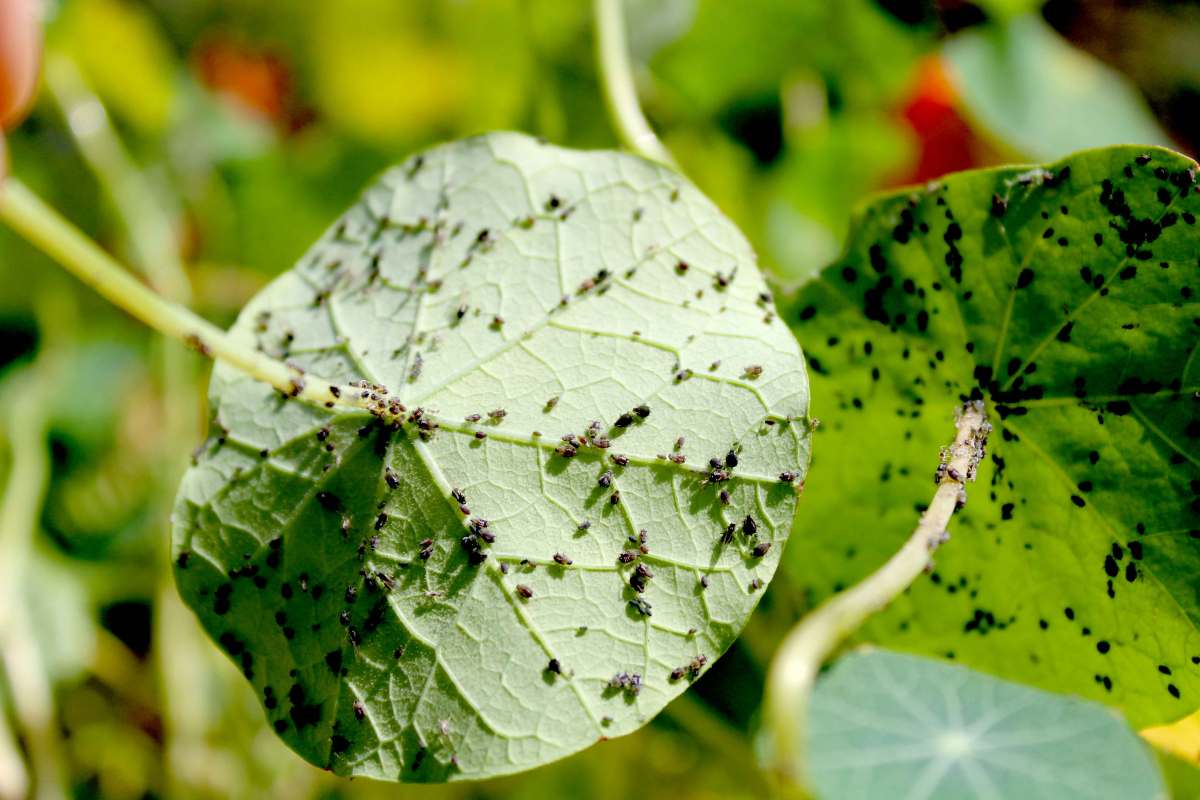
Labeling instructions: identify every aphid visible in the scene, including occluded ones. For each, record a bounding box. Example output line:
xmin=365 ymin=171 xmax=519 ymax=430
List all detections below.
xmin=674 ymin=436 xmax=686 ymax=452
xmin=547 ymin=658 xmax=562 ymax=674
xmin=499 ymin=562 xmax=509 ymax=574
xmin=385 ymin=468 xmax=400 ymax=489
xmin=779 ymin=471 xmax=798 ymax=483
xmin=545 ymin=396 xmax=560 ymax=411
xmin=329 ymin=385 xmax=342 ymax=399
xmin=475 ymin=431 xmax=487 ymax=440
xmin=353 ymin=701 xmax=366 ymax=721
xmin=628 ymin=597 xmax=652 ymax=616
xmin=725 ymin=450 xmax=738 ymax=468
xmin=339 ymin=610 xmax=351 ymax=626
xmin=591 ymin=436 xmax=611 ymax=448
xmin=598 ymin=471 xmax=613 ymax=488
xmin=456 ymin=304 xmax=468 ymax=320
xmin=451 ymin=488 xmax=466 ymax=504
xmin=700 ymin=575 xmax=710 ymax=590
xmin=667 ymin=454 xmax=686 ymax=464
xmin=674 ymin=369 xmax=692 ymax=382
xmin=615 ymin=413 xmax=634 ymax=428
xmin=317 ymin=491 xmax=343 ymax=512
xmin=719 ymin=489 xmax=731 ymax=505
xmin=721 ymin=523 xmax=736 ymax=544
xmin=752 ymin=541 xmax=772 ymax=558
xmin=465 ymin=413 xmax=482 ymax=422
xmin=488 ymin=408 xmax=506 ymax=421
xmin=617 ymin=550 xmax=639 ymax=564
xmin=709 ymin=360 xmax=721 ymax=371
xmin=317 ymin=427 xmax=330 ymax=442
xmin=633 ymin=404 xmax=651 ymax=419
xmin=676 ymin=260 xmax=689 ymax=274
xmin=610 ymin=490 xmax=622 ymax=505
xmin=749 ymin=578 xmax=763 ymax=592
xmin=742 ymin=516 xmax=757 ymax=536
xmin=743 ymin=365 xmax=763 ymax=379
xmin=556 ymin=443 xmax=578 ymax=458
xmin=345 ymin=585 xmax=358 ymax=603
xmin=578 ymin=520 xmax=592 ymax=531
xmin=374 ymin=513 xmax=388 ymax=530
xmin=611 ymin=454 xmax=630 ymax=467
xmin=516 ymin=584 xmax=534 ymax=599
xmin=553 ymin=552 xmax=573 ymax=566
xmin=709 ymin=457 xmax=722 ymax=469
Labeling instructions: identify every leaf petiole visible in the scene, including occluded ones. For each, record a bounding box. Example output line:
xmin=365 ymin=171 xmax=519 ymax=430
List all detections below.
xmin=764 ymin=401 xmax=991 ymax=790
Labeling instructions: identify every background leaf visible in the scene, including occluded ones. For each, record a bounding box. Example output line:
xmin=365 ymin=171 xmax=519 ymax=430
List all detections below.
xmin=172 ymin=132 xmax=810 ymax=781
xmin=807 ymin=649 xmax=1165 ymax=799
xmin=784 ymin=145 xmax=1200 ymax=727
xmin=944 ymin=15 xmax=1171 ymax=162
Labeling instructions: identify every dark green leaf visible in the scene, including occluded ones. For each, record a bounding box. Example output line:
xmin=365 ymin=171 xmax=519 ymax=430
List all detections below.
xmin=172 ymin=132 xmax=810 ymax=781
xmin=785 ymin=145 xmax=1200 ymax=726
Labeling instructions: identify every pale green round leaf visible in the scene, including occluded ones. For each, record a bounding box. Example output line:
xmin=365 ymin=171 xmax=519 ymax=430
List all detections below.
xmin=945 ymin=16 xmax=1170 ymax=162
xmin=784 ymin=145 xmax=1200 ymax=726
xmin=172 ymin=132 xmax=810 ymax=781
xmin=809 ymin=649 xmax=1166 ymax=800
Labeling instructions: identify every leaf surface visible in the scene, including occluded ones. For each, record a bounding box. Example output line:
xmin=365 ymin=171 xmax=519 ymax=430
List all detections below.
xmin=172 ymin=132 xmax=810 ymax=781
xmin=784 ymin=145 xmax=1200 ymax=726
xmin=808 ymin=649 xmax=1165 ymax=800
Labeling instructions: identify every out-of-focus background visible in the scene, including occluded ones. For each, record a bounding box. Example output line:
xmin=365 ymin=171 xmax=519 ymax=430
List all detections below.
xmin=1 ymin=1 xmax=1198 ymax=797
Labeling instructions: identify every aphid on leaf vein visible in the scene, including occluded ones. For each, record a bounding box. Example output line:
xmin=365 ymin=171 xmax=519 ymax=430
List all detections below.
xmin=742 ymin=516 xmax=757 ymax=536
xmin=752 ymin=541 xmax=772 ymax=558
xmin=721 ymin=524 xmax=736 ymax=545
xmin=598 ymin=471 xmax=613 ymax=488
xmin=553 ymin=553 xmax=573 ymax=566
xmin=516 ymin=584 xmax=534 ymax=599
xmin=628 ymin=597 xmax=652 ymax=616
xmin=353 ymin=701 xmax=365 ymax=721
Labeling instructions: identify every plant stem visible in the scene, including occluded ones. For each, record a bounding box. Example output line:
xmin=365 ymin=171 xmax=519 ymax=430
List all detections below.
xmin=764 ymin=401 xmax=990 ymax=790
xmin=594 ymin=0 xmax=677 ymax=167
xmin=0 ymin=311 xmax=71 ymax=800
xmin=0 ymin=178 xmax=346 ymax=407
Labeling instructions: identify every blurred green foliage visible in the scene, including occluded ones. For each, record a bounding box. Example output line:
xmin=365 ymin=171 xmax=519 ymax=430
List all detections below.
xmin=2 ymin=0 xmax=1199 ymax=797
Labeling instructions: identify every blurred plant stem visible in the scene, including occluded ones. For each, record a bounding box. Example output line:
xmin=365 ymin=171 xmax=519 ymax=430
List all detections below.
xmin=763 ymin=402 xmax=990 ymax=794
xmin=594 ymin=0 xmax=676 ymax=167
xmin=0 ymin=295 xmax=73 ymax=800
xmin=0 ymin=178 xmax=354 ymax=412
xmin=44 ymin=54 xmax=222 ymax=798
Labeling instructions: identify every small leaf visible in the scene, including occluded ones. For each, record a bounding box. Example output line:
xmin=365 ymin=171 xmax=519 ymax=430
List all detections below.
xmin=172 ymin=132 xmax=810 ymax=781
xmin=785 ymin=145 xmax=1200 ymax=726
xmin=944 ymin=15 xmax=1170 ymax=161
xmin=808 ymin=649 xmax=1166 ymax=799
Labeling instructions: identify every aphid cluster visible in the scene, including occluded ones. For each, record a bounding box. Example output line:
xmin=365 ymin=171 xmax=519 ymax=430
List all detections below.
xmin=669 ymin=655 xmax=708 ymax=682
xmin=608 ymin=672 xmax=643 ymax=697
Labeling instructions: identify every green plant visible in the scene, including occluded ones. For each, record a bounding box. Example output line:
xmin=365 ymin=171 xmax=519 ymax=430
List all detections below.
xmin=1 ymin=1 xmax=1195 ymax=796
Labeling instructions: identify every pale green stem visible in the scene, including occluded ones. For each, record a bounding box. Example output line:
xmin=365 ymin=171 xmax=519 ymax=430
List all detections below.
xmin=0 ymin=178 xmax=350 ymax=408
xmin=594 ymin=0 xmax=677 ymax=167
xmin=0 ymin=315 xmax=70 ymax=800
xmin=764 ymin=402 xmax=990 ymax=791
xmin=44 ymin=54 xmax=191 ymax=303
xmin=44 ymin=57 xmax=214 ymax=796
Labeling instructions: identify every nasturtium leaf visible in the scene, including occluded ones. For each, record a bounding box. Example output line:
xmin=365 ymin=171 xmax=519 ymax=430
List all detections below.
xmin=783 ymin=145 xmax=1200 ymax=726
xmin=944 ymin=16 xmax=1170 ymax=162
xmin=807 ymin=649 xmax=1165 ymax=800
xmin=172 ymin=132 xmax=810 ymax=781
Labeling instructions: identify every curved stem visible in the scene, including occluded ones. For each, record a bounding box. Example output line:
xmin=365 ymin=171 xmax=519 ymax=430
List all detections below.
xmin=0 ymin=311 xmax=70 ymax=800
xmin=764 ymin=401 xmax=991 ymax=790
xmin=594 ymin=0 xmax=677 ymax=167
xmin=0 ymin=178 xmax=346 ymax=407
